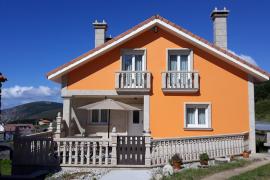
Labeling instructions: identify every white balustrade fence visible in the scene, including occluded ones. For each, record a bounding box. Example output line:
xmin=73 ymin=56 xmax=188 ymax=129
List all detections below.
xmin=115 ymin=71 xmax=151 ymax=89
xmin=55 ymin=138 xmax=112 ymax=166
xmin=162 ymin=71 xmax=199 ymax=90
xmin=151 ymin=134 xmax=247 ymax=165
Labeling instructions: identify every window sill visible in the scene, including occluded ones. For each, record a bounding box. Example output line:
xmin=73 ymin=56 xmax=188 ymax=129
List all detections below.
xmin=184 ymin=128 xmax=213 ymax=131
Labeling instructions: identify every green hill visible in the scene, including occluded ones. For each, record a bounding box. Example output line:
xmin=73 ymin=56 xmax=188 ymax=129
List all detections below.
xmin=1 ymin=101 xmax=62 ymax=124
xmin=255 ymin=80 xmax=270 ymax=122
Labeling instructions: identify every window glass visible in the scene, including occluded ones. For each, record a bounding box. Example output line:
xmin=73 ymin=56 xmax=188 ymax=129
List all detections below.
xmin=169 ymin=55 xmax=177 ymax=71
xmin=180 ymin=55 xmax=188 ymax=71
xmin=100 ymin=110 xmax=108 ymax=123
xmin=187 ymin=108 xmax=195 ymax=125
xmin=135 ymin=55 xmax=143 ymax=71
xmin=92 ymin=110 xmax=99 ymax=123
xmin=123 ymin=54 xmax=132 ymax=71
xmin=133 ymin=111 xmax=140 ymax=124
xmin=198 ymin=108 xmax=206 ymax=125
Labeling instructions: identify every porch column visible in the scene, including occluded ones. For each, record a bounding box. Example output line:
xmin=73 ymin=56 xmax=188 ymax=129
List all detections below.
xmin=143 ymin=95 xmax=150 ymax=133
xmin=248 ymin=75 xmax=256 ymax=153
xmin=63 ymin=97 xmax=71 ymax=136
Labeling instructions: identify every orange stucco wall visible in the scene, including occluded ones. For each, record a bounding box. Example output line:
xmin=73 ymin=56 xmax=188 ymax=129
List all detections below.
xmin=67 ymin=28 xmax=249 ymax=139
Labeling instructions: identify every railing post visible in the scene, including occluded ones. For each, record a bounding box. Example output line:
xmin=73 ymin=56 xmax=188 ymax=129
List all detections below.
xmin=162 ymin=73 xmax=166 ymax=89
xmin=55 ymin=112 xmax=62 ymax=138
xmin=111 ymin=129 xmax=117 ymax=166
xmin=144 ymin=132 xmax=151 ymax=166
xmin=115 ymin=72 xmax=120 ymax=89
xmin=194 ymin=72 xmax=199 ymax=89
xmin=146 ymin=72 xmax=151 ymax=89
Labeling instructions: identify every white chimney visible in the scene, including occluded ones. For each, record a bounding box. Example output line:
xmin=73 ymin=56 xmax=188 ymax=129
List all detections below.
xmin=93 ymin=20 xmax=107 ymax=47
xmin=211 ymin=7 xmax=229 ymax=49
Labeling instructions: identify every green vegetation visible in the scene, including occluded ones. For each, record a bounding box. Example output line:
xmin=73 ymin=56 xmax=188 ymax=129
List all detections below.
xmin=229 ymin=163 xmax=270 ymax=180
xmin=0 ymin=159 xmax=12 ymax=176
xmin=162 ymin=159 xmax=251 ymax=180
xmin=1 ymin=101 xmax=62 ymax=124
xmin=255 ymin=80 xmax=270 ymax=122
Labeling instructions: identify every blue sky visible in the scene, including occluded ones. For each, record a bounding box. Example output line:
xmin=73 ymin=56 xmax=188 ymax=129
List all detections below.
xmin=1 ymin=0 xmax=270 ymax=108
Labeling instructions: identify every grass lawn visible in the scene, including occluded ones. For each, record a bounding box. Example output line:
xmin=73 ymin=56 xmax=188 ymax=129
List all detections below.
xmin=162 ymin=159 xmax=251 ymax=180
xmin=229 ymin=163 xmax=270 ymax=180
xmin=0 ymin=159 xmax=12 ymax=176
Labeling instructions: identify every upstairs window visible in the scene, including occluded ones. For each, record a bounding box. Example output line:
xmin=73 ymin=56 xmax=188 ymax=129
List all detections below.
xmin=185 ymin=103 xmax=211 ymax=129
xmin=122 ymin=49 xmax=145 ymax=71
xmin=168 ymin=49 xmax=192 ymax=71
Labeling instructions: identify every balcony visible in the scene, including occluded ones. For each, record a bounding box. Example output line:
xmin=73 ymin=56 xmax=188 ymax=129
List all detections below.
xmin=162 ymin=71 xmax=199 ymax=93
xmin=115 ymin=71 xmax=151 ymax=93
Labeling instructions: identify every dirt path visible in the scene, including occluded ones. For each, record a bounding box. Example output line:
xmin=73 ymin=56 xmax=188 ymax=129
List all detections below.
xmin=202 ymin=154 xmax=270 ymax=180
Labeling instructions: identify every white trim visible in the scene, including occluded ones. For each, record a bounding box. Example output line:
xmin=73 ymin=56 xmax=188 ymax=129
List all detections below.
xmin=48 ymin=19 xmax=269 ymax=81
xmin=184 ymin=102 xmax=212 ymax=129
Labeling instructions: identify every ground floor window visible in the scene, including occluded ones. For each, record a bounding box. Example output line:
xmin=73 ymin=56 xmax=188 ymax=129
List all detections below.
xmin=185 ymin=103 xmax=211 ymax=129
xmin=89 ymin=109 xmax=109 ymax=124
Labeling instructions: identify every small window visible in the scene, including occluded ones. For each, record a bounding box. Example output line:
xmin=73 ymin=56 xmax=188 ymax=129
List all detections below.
xmin=133 ymin=111 xmax=140 ymax=124
xmin=185 ymin=104 xmax=210 ymax=129
xmin=90 ymin=109 xmax=108 ymax=124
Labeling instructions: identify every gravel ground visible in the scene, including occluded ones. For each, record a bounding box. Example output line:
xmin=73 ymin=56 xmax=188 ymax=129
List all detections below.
xmin=46 ymin=167 xmax=111 ymax=180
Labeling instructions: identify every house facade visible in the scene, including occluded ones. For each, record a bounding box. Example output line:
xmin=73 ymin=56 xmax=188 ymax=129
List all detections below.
xmin=46 ymin=9 xmax=269 ymax=167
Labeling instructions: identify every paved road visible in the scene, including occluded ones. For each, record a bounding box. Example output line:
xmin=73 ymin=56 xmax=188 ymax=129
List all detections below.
xmin=101 ymin=169 xmax=152 ymax=180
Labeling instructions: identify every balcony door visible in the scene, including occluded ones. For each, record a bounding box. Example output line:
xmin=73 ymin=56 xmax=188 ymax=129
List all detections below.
xmin=168 ymin=50 xmax=191 ymax=88
xmin=122 ymin=50 xmax=145 ymax=88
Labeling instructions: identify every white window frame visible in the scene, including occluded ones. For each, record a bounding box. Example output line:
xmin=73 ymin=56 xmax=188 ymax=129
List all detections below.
xmin=166 ymin=48 xmax=193 ymax=71
xmin=89 ymin=109 xmax=109 ymax=125
xmin=184 ymin=102 xmax=212 ymax=129
xmin=121 ymin=49 xmax=146 ymax=71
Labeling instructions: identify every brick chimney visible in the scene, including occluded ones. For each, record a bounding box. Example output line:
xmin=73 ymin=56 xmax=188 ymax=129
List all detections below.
xmin=211 ymin=7 xmax=229 ymax=49
xmin=93 ymin=20 xmax=107 ymax=47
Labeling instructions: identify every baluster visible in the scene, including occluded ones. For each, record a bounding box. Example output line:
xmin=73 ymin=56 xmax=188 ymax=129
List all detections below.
xmin=80 ymin=142 xmax=84 ymax=165
xmin=63 ymin=141 xmax=66 ymax=165
xmin=121 ymin=73 xmax=124 ymax=88
xmin=86 ymin=142 xmax=90 ymax=165
xmin=68 ymin=141 xmax=72 ymax=165
xmin=167 ymin=73 xmax=170 ymax=88
xmin=105 ymin=141 xmax=109 ymax=165
xmin=57 ymin=141 xmax=61 ymax=163
xmin=99 ymin=142 xmax=102 ymax=165
xmin=180 ymin=140 xmax=184 ymax=160
xmin=93 ymin=142 xmax=97 ymax=165
xmin=75 ymin=141 xmax=78 ymax=165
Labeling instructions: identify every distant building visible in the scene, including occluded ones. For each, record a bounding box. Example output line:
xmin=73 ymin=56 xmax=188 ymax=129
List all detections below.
xmin=38 ymin=119 xmax=51 ymax=126
xmin=4 ymin=124 xmax=35 ymax=141
xmin=0 ymin=124 xmax=4 ymax=141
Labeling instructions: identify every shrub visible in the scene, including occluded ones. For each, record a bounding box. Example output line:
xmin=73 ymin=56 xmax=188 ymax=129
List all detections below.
xmin=199 ymin=153 xmax=209 ymax=161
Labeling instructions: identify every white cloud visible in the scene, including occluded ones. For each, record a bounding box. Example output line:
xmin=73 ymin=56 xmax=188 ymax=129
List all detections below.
xmin=2 ymin=85 xmax=60 ymax=108
xmin=228 ymin=50 xmax=258 ymax=66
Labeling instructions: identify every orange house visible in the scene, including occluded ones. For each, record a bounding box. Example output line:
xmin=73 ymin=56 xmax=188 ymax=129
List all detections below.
xmin=47 ymin=9 xmax=269 ymax=167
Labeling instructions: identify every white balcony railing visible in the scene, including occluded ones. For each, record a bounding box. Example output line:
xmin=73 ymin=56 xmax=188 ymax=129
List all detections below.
xmin=162 ymin=71 xmax=199 ymax=93
xmin=115 ymin=71 xmax=151 ymax=92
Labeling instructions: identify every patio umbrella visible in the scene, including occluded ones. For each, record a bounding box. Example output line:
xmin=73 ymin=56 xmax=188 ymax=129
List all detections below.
xmin=78 ymin=99 xmax=141 ymax=138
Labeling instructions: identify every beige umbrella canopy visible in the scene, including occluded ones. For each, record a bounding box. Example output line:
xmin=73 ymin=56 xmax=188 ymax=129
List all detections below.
xmin=78 ymin=99 xmax=141 ymax=138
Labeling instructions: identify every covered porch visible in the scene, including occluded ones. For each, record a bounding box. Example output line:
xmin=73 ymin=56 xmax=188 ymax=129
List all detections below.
xmin=61 ymin=94 xmax=150 ymax=139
